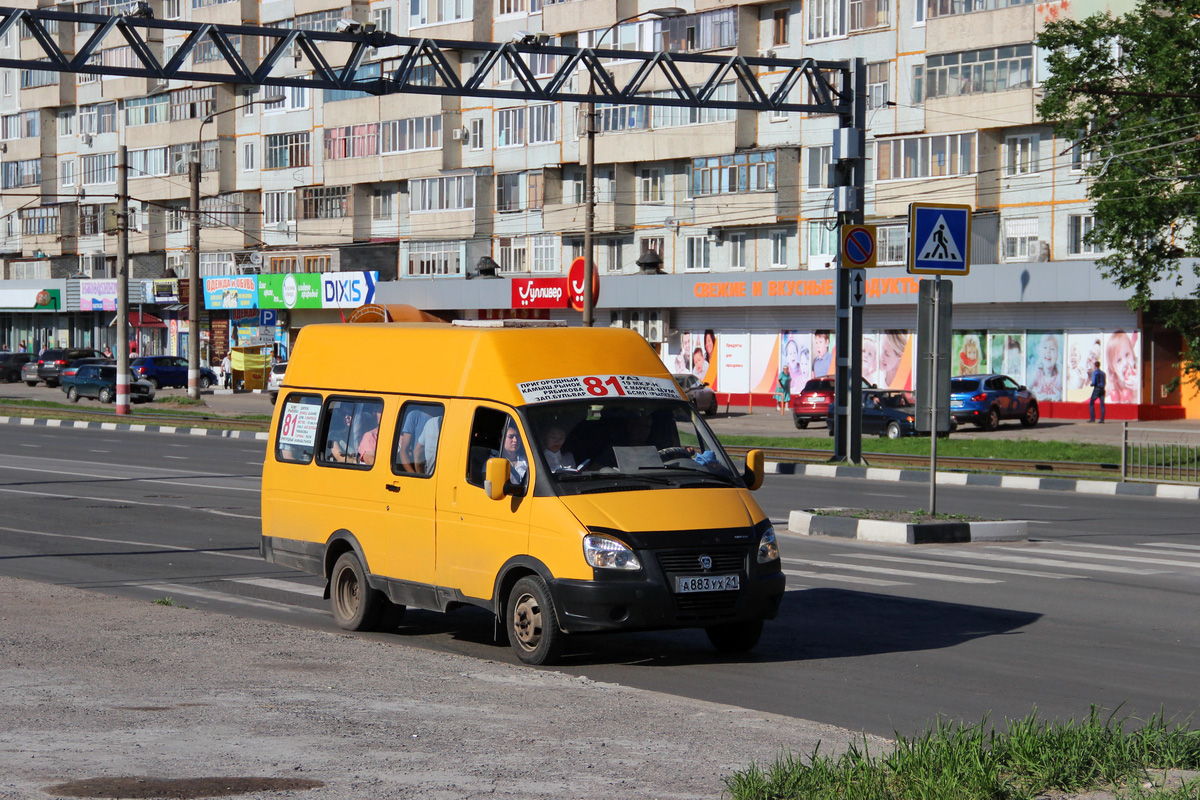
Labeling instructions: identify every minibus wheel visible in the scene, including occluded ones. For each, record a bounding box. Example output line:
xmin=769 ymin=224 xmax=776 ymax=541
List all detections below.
xmin=705 ymin=619 xmax=763 ymax=654
xmin=330 ymin=552 xmax=382 ymax=631
xmin=507 ymin=575 xmax=563 ymax=666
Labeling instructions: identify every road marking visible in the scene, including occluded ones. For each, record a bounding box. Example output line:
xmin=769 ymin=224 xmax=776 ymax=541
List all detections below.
xmin=0 ymin=461 xmax=259 ymax=493
xmin=783 ymin=569 xmax=906 ymax=587
xmin=164 ymin=455 xmax=187 ymax=459
xmin=0 ymin=486 xmax=260 ymax=519
xmin=1060 ymin=541 xmax=1200 ymax=560
xmin=864 ymin=493 xmax=907 ymax=498
xmin=834 ymin=553 xmax=1076 ymax=579
xmin=785 ymin=558 xmax=1000 ymax=584
xmin=1145 ymin=542 xmax=1200 ymax=552
xmin=141 ymin=583 xmax=320 ymax=615
xmin=1024 ymin=546 xmax=1200 ymax=570
xmin=1021 ymin=503 xmax=1066 ymax=509
xmin=921 ymin=549 xmax=1162 ymax=575
xmin=0 ymin=525 xmax=264 ymax=562
xmin=231 ymin=577 xmax=323 ymax=597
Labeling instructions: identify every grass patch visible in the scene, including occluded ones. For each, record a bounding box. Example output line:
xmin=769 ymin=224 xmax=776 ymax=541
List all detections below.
xmin=152 ymin=596 xmax=186 ymax=608
xmin=725 ymin=707 xmax=1200 ymax=800
xmin=719 ymin=433 xmax=1121 ymax=465
xmin=812 ymin=508 xmax=986 ymax=524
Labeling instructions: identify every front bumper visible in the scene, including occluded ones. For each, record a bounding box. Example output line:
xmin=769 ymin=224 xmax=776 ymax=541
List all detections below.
xmin=549 ymin=550 xmax=785 ymax=634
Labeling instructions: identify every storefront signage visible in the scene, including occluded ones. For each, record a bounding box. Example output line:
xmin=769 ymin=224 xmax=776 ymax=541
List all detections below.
xmin=255 ymin=271 xmax=378 ymax=310
xmin=0 ymin=287 xmax=61 ymax=310
xmin=79 ymin=280 xmax=118 ymax=311
xmin=568 ymin=257 xmax=599 ymax=312
xmin=511 ymin=277 xmax=568 ymax=309
xmin=152 ymin=279 xmax=180 ymax=303
xmin=204 ymin=276 xmax=259 ymax=310
xmin=518 ymin=374 xmax=679 ymax=404
xmin=692 ymin=277 xmax=921 ymax=302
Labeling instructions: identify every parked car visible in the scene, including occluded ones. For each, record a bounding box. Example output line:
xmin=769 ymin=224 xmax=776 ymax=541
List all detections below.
xmin=825 ymin=389 xmax=956 ymax=439
xmin=59 ymin=356 xmax=115 ymax=383
xmin=21 ymin=361 xmax=39 ymax=386
xmin=61 ymin=364 xmax=155 ymax=404
xmin=131 ymin=355 xmax=219 ymax=389
xmin=791 ymin=377 xmax=875 ymax=429
xmin=267 ymin=361 xmax=287 ymax=405
xmin=34 ymin=348 xmax=104 ymax=387
xmin=672 ymin=372 xmax=717 ymax=416
xmin=1 ymin=352 xmax=34 ymax=382
xmin=949 ymin=373 xmax=1039 ymax=431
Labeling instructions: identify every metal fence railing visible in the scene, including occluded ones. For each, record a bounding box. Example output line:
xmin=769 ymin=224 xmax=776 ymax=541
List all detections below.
xmin=1122 ymin=423 xmax=1200 ymax=485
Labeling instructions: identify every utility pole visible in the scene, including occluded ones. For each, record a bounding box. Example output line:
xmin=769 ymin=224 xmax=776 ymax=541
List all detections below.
xmin=116 ymin=144 xmax=131 ymax=416
xmin=188 ymin=158 xmax=201 ymax=400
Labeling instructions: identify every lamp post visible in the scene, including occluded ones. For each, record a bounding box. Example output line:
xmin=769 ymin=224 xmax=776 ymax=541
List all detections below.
xmin=188 ymin=93 xmax=284 ymax=399
xmin=582 ymin=6 xmax=684 ymax=327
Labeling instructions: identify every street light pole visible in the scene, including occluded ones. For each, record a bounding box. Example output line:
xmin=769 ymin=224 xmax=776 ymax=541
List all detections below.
xmin=583 ymin=7 xmax=684 ymax=327
xmin=188 ymin=93 xmax=284 ymax=399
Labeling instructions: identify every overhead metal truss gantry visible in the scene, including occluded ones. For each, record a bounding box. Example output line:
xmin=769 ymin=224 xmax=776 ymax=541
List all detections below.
xmin=0 ymin=5 xmax=868 ymax=461
xmin=0 ymin=5 xmax=852 ymax=115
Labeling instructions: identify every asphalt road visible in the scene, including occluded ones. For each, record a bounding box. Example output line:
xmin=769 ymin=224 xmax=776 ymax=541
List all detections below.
xmin=2 ymin=423 xmax=1199 ymax=740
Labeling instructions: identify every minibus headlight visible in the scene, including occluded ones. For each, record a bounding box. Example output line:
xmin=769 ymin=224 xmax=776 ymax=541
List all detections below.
xmin=757 ymin=527 xmax=780 ymax=563
xmin=583 ymin=534 xmax=641 ymax=571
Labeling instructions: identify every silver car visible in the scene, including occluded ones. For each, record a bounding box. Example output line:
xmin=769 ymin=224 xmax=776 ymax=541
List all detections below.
xmin=267 ymin=362 xmax=287 ymax=404
xmin=672 ymin=372 xmax=718 ymax=416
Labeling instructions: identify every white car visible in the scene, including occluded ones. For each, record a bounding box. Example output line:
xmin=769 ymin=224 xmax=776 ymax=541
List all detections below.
xmin=267 ymin=362 xmax=287 ymax=404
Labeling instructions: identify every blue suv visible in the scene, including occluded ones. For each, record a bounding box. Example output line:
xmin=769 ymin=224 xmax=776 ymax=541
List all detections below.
xmin=950 ymin=373 xmax=1039 ymax=431
xmin=131 ymin=356 xmax=219 ymax=389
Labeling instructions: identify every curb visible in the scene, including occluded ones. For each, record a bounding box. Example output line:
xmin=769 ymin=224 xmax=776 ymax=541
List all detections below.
xmin=764 ymin=460 xmax=1200 ymax=501
xmin=1 ymin=415 xmax=269 ymax=440
xmin=788 ymin=509 xmax=1028 ymax=544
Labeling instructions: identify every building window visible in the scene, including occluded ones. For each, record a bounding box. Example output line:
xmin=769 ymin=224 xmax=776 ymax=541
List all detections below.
xmin=877 ymin=225 xmax=907 ymax=265
xmin=912 ymin=64 xmax=924 ymax=104
xmin=1068 ymin=214 xmax=1100 ymax=256
xmin=264 ymin=190 xmax=296 ymax=224
xmin=372 ymin=188 xmax=395 ymax=220
xmin=640 ymin=168 xmax=664 ymax=203
xmin=1004 ymin=217 xmax=1039 ymax=261
xmin=305 ymin=255 xmax=333 ymax=272
xmin=79 ymin=102 xmax=118 ymax=134
xmin=773 ymin=8 xmax=789 ymax=45
xmin=300 ymin=186 xmax=349 ymax=219
xmin=875 ymin=132 xmax=976 ymax=180
xmin=807 ymin=145 xmax=832 ymax=188
xmin=1069 ymin=140 xmax=1093 ymax=172
xmin=269 ymin=256 xmax=298 ymax=274
xmin=531 ymin=234 xmax=557 ymax=273
xmin=409 ymin=0 xmax=468 ymax=26
xmin=167 ymin=204 xmax=186 ymax=233
xmin=470 ymin=118 xmax=484 ymax=150
xmin=496 ymin=236 xmax=527 ymax=272
xmin=926 ymin=45 xmax=1034 ymax=98
xmin=850 ymin=0 xmax=888 ymax=30
xmin=0 ymin=159 xmax=39 ymax=189
xmin=380 ymin=115 xmax=442 ymax=153
xmin=0 ymin=110 xmax=37 ymax=140
xmin=167 ymin=141 xmax=218 ymax=174
xmin=410 ymin=175 xmax=474 ymax=212
xmin=690 ymin=151 xmax=776 ymax=196
xmin=770 ymin=230 xmax=789 ymax=268
xmin=20 ymin=206 xmax=59 ymax=236
xmin=527 ymin=171 xmax=544 ymax=210
xmin=198 ymin=252 xmax=235 ymax=277
xmin=685 ymin=236 xmax=711 ymax=271
xmin=496 ymin=108 xmax=525 ymax=148
xmin=529 ymin=104 xmax=557 ymax=144
xmin=408 ymin=241 xmax=463 ymax=276
xmin=929 ymin=0 xmax=1034 ymax=20
xmin=371 ymin=6 xmax=393 ymax=32
xmin=325 ymin=123 xmax=381 ymax=160
xmin=867 ymin=61 xmax=889 ymax=110
xmin=807 ymin=221 xmax=837 ymax=269
xmin=124 ymin=94 xmax=169 ymax=126
xmin=81 ymin=153 xmax=117 ymax=185
xmin=265 ymin=132 xmax=311 ymax=169
xmin=729 ymin=233 xmax=747 ymax=270
xmin=60 ymin=159 xmax=75 ymax=187
xmin=1006 ymin=134 xmax=1040 ymax=175
xmin=807 ymin=0 xmax=845 ymax=40
xmin=169 ymin=87 xmax=216 ymax=121
xmin=496 ymin=172 xmax=522 ymax=212
xmin=641 ymin=236 xmax=664 ymax=258
xmin=129 ymin=147 xmax=168 ymax=177
xmin=57 ymin=109 xmax=75 ymax=136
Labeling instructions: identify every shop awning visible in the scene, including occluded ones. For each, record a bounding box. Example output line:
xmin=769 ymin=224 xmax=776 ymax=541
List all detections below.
xmin=109 ymin=311 xmax=167 ymax=328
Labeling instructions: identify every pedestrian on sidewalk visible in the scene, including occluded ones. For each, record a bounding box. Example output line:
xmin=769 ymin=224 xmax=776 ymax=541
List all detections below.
xmin=1088 ymin=360 xmax=1106 ymax=423
xmin=774 ymin=364 xmax=791 ymax=415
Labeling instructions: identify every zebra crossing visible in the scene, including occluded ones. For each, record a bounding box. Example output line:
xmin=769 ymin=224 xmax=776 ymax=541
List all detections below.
xmin=781 ymin=540 xmax=1200 ymax=589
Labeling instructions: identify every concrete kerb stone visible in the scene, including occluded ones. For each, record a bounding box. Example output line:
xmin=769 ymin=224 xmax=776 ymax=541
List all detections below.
xmin=0 ymin=415 xmax=268 ymax=440
xmin=788 ymin=509 xmax=1029 ymax=544
xmin=763 ymin=461 xmax=1200 ymax=502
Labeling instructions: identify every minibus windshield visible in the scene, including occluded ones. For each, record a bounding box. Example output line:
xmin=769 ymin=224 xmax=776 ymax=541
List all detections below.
xmin=522 ymin=399 xmax=740 ymax=492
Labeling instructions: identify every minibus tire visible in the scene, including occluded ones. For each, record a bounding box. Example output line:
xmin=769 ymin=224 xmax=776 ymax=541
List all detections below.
xmin=330 ymin=552 xmax=383 ymax=631
xmin=375 ymin=598 xmax=407 ymax=631
xmin=507 ymin=575 xmax=563 ymax=666
xmin=705 ymin=619 xmax=763 ymax=654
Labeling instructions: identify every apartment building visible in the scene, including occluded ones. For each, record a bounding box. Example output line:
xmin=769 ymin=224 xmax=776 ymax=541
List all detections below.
xmin=0 ymin=0 xmax=1193 ymax=416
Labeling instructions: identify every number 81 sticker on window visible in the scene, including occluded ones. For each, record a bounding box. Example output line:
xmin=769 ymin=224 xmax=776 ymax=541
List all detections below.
xmin=518 ymin=374 xmax=681 ymax=404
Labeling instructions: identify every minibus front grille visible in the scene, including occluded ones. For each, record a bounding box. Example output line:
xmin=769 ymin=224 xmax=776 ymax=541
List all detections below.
xmin=655 ymin=549 xmax=745 ymax=574
xmin=674 ymin=592 xmax=740 ymax=619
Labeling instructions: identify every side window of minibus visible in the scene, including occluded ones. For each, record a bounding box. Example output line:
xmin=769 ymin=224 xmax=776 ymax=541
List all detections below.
xmin=318 ymin=397 xmax=384 ymax=468
xmin=393 ymin=402 xmax=444 ymax=477
xmin=466 ymin=407 xmax=524 ymax=488
xmin=274 ymin=393 xmax=322 ymax=464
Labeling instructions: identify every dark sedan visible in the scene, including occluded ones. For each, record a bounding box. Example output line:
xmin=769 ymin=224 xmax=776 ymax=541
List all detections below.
xmin=950 ymin=373 xmax=1039 ymax=430
xmin=1 ymin=352 xmax=34 ymax=382
xmin=826 ymin=389 xmax=954 ymax=439
xmin=673 ymin=373 xmax=718 ymax=416
xmin=61 ymin=365 xmax=155 ymax=404
xmin=131 ymin=355 xmax=219 ymax=389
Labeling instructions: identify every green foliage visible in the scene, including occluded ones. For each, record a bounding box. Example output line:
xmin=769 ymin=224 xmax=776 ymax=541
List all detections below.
xmin=1037 ymin=1 xmax=1200 ymax=383
xmin=725 ymin=707 xmax=1200 ymax=800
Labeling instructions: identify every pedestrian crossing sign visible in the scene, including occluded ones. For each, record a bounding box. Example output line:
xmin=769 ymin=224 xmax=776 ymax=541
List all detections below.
xmin=908 ymin=203 xmax=971 ymax=275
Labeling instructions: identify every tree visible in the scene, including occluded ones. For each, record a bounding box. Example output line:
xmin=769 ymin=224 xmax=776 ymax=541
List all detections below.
xmin=1037 ymin=1 xmax=1200 ymax=382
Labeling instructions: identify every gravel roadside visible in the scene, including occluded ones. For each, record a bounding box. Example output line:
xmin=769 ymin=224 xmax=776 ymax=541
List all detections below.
xmin=0 ymin=576 xmax=879 ymax=800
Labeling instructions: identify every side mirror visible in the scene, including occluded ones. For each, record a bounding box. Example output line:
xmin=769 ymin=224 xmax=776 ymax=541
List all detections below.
xmin=1019 ymin=385 xmax=1027 ymax=391
xmin=743 ymin=449 xmax=764 ymax=491
xmin=484 ymin=457 xmax=510 ymax=501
